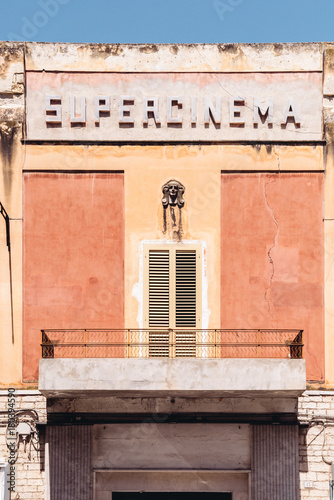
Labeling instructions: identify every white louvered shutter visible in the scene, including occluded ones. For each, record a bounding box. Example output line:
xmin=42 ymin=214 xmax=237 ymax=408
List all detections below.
xmin=147 ymin=246 xmax=199 ymax=357
xmin=175 ymin=250 xmax=197 ymax=327
xmin=149 ymin=250 xmax=170 ymax=327
xmin=175 ymin=250 xmax=197 ymax=357
xmin=148 ymin=250 xmax=170 ymax=356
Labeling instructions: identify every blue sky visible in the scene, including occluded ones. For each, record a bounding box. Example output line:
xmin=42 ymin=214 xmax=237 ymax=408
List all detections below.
xmin=1 ymin=0 xmax=334 ymax=44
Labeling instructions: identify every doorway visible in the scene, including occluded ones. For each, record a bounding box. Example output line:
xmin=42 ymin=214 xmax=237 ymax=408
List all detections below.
xmin=113 ymin=494 xmax=232 ymax=500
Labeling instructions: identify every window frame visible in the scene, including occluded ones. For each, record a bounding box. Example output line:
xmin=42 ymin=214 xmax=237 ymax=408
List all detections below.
xmin=143 ymin=244 xmax=202 ymax=330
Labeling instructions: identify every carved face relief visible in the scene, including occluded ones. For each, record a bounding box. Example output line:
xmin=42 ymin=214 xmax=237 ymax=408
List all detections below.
xmin=161 ymin=180 xmax=185 ymax=208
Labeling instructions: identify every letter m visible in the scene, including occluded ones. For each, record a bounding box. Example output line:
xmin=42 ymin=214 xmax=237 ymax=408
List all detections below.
xmin=254 ymin=97 xmax=274 ymax=125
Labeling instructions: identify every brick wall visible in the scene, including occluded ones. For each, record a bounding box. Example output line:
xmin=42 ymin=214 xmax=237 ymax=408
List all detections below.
xmin=0 ymin=391 xmax=46 ymax=500
xmin=299 ymin=392 xmax=334 ymax=500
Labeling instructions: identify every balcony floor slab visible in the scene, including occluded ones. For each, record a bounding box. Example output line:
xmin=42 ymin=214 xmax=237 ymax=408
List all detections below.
xmin=39 ymin=358 xmax=306 ymax=398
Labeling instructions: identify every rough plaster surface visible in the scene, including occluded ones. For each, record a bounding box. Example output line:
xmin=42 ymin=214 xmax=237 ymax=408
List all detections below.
xmin=26 ymin=71 xmax=322 ymax=142
xmin=221 ymin=173 xmax=324 ymax=382
xmin=92 ymin=423 xmax=250 ymax=469
xmin=39 ymin=358 xmax=306 ymax=397
xmin=48 ymin=395 xmax=298 ymax=414
xmin=0 ymin=44 xmax=25 ymax=387
xmin=23 ymin=173 xmax=124 ymax=382
xmin=24 ymin=43 xmax=323 ymax=73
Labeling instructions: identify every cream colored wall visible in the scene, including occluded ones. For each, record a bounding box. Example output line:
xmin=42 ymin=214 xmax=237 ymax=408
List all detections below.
xmin=0 ymin=41 xmax=329 ymax=386
xmin=0 ymin=44 xmax=24 ymax=387
xmin=323 ymin=43 xmax=334 ymax=387
xmin=0 ymin=137 xmax=24 ymax=387
xmin=0 ymin=146 xmax=22 ymax=387
xmin=24 ymin=143 xmax=323 ymax=335
xmin=23 ymin=143 xmax=324 ymax=173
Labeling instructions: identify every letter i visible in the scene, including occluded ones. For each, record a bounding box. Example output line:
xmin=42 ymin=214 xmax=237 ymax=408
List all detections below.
xmin=191 ymin=97 xmax=197 ymax=125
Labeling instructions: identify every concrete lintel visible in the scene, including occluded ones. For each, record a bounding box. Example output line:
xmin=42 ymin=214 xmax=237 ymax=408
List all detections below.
xmin=39 ymin=358 xmax=306 ymax=398
xmin=48 ymin=395 xmax=298 ymax=415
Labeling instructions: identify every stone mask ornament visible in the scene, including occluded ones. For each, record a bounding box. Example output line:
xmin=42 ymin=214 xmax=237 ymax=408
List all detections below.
xmin=161 ymin=180 xmax=185 ymax=208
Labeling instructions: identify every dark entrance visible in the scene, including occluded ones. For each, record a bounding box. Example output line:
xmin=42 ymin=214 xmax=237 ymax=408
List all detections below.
xmin=113 ymin=493 xmax=232 ymax=500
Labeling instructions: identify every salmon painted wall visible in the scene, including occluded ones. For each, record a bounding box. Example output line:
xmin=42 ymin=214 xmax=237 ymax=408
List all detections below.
xmin=23 ymin=173 xmax=124 ymax=382
xmin=221 ymin=173 xmax=324 ymax=382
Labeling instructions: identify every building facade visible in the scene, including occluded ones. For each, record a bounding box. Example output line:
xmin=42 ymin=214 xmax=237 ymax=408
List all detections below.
xmin=0 ymin=41 xmax=334 ymax=499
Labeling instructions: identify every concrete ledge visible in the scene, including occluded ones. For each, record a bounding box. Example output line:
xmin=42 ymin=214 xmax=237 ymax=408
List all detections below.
xmin=24 ymin=42 xmax=323 ymax=73
xmin=39 ymin=358 xmax=306 ymax=398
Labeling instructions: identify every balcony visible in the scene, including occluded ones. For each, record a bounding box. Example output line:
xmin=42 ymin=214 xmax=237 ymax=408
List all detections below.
xmin=41 ymin=328 xmax=303 ymax=359
xmin=39 ymin=329 xmax=306 ymax=399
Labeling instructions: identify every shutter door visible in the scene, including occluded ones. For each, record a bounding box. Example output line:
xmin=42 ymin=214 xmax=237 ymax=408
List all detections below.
xmin=148 ymin=250 xmax=170 ymax=327
xmin=47 ymin=425 xmax=92 ymax=500
xmin=252 ymin=425 xmax=299 ymax=500
xmin=147 ymin=247 xmax=199 ymax=357
xmin=175 ymin=250 xmax=197 ymax=357
xmin=175 ymin=250 xmax=197 ymax=327
xmin=148 ymin=250 xmax=170 ymax=357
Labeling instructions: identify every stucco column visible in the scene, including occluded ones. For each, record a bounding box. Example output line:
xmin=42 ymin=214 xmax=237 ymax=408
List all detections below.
xmin=0 ymin=43 xmax=24 ymax=387
xmin=323 ymin=43 xmax=334 ymax=385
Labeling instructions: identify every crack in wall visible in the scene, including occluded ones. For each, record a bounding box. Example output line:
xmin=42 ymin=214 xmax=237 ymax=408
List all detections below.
xmin=263 ymin=173 xmax=280 ymax=326
xmin=274 ymin=148 xmax=281 ymax=171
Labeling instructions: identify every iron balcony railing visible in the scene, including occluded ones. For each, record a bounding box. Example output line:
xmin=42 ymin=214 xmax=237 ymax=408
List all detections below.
xmin=41 ymin=329 xmax=303 ymax=359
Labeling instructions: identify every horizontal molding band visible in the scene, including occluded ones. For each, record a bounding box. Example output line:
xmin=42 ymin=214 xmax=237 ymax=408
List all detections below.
xmin=22 ymin=140 xmax=326 ymax=146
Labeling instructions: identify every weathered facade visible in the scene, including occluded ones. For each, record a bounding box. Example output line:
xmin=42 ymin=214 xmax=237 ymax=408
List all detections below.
xmin=0 ymin=41 xmax=334 ymax=499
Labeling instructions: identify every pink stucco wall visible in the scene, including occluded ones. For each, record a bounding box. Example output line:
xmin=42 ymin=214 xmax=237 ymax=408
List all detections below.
xmin=221 ymin=173 xmax=324 ymax=382
xmin=23 ymin=173 xmax=124 ymax=382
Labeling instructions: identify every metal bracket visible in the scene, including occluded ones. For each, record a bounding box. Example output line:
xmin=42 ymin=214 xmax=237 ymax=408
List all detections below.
xmin=0 ymin=201 xmax=10 ymax=250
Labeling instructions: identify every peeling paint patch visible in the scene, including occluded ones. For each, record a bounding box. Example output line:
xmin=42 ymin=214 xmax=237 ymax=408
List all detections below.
xmin=218 ymin=44 xmax=239 ymax=54
xmin=0 ymin=46 xmax=24 ymax=81
xmin=273 ymin=44 xmax=283 ymax=55
xmin=110 ymin=45 xmax=123 ymax=56
xmin=139 ymin=44 xmax=159 ymax=54
xmin=0 ymin=122 xmax=20 ymax=196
